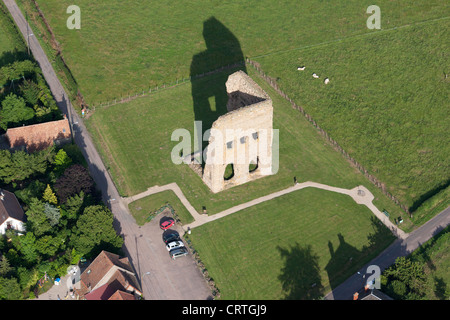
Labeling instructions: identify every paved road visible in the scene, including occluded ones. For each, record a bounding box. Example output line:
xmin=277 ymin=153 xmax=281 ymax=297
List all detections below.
xmin=3 ymin=0 xmax=211 ymax=300
xmin=324 ymin=205 xmax=450 ymax=300
xmin=6 ymin=0 xmax=449 ymax=301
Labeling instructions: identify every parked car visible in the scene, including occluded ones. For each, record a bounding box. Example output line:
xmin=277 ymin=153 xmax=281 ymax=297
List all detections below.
xmin=169 ymin=247 xmax=189 ymax=260
xmin=163 ymin=232 xmax=180 ymax=244
xmin=160 ymin=218 xmax=175 ymax=230
xmin=166 ymin=240 xmax=185 ymax=251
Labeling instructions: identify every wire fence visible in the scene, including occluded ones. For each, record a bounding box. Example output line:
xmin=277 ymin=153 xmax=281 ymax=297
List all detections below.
xmin=90 ymin=61 xmax=245 ymax=111
xmin=246 ymin=57 xmax=410 ymax=216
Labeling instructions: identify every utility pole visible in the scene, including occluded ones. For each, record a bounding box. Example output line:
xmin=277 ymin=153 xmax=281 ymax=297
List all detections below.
xmin=26 ymin=12 xmax=30 ymax=56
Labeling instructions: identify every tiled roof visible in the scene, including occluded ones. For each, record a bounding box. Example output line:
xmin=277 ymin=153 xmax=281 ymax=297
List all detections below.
xmin=0 ymin=189 xmax=25 ymax=226
xmin=76 ymin=251 xmax=141 ymax=299
xmin=108 ymin=290 xmax=136 ymax=301
xmin=6 ymin=118 xmax=71 ymax=152
xmin=84 ymin=283 xmax=117 ymax=300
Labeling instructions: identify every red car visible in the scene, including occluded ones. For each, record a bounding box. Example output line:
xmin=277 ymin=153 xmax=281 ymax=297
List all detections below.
xmin=160 ymin=218 xmax=175 ymax=230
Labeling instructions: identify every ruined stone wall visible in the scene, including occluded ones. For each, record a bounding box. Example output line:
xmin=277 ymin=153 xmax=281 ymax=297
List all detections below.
xmin=202 ymin=71 xmax=274 ymax=193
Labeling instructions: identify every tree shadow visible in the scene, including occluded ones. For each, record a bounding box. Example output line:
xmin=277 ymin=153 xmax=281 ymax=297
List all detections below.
xmin=277 ymin=243 xmax=324 ymax=300
xmin=433 ymin=276 xmax=448 ymax=300
xmin=0 ymin=49 xmax=29 ymax=68
xmin=190 ymin=17 xmax=247 ymax=152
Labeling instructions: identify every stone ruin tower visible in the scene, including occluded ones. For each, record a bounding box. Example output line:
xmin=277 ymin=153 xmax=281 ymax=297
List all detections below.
xmin=202 ymin=71 xmax=274 ymax=193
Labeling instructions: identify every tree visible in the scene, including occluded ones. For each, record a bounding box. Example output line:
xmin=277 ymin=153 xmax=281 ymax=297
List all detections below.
xmin=15 ymin=232 xmax=39 ymax=264
xmin=42 ymin=184 xmax=57 ymax=205
xmin=64 ymin=191 xmax=85 ymax=220
xmin=71 ymin=205 xmax=123 ymax=257
xmin=15 ymin=180 xmax=46 ymax=205
xmin=383 ymin=256 xmax=427 ymax=299
xmin=55 ymin=164 xmax=93 ymax=203
xmin=0 ymin=146 xmax=54 ymax=183
xmin=43 ymin=203 xmax=60 ymax=227
xmin=0 ymin=277 xmax=23 ymax=300
xmin=0 ymin=93 xmax=35 ymax=130
xmin=19 ymin=79 xmax=41 ymax=106
xmin=35 ymin=235 xmax=63 ymax=257
xmin=54 ymin=149 xmax=72 ymax=171
xmin=16 ymin=266 xmax=35 ymax=290
xmin=0 ymin=150 xmax=14 ymax=182
xmin=25 ymin=198 xmax=52 ymax=237
xmin=0 ymin=256 xmax=12 ymax=277
xmin=8 ymin=151 xmax=34 ymax=182
xmin=0 ymin=60 xmax=37 ymax=88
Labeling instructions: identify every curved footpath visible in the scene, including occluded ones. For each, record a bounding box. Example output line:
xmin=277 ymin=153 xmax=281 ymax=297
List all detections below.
xmin=122 ymin=182 xmax=407 ymax=239
xmin=125 ymin=182 xmax=450 ymax=300
xmin=6 ymin=0 xmax=449 ymax=299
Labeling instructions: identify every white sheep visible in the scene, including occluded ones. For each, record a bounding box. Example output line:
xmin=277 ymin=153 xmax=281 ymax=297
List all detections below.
xmin=324 ymin=78 xmax=330 ymax=84
xmin=312 ymin=73 xmax=319 ymax=79
xmin=297 ymin=66 xmax=305 ymax=71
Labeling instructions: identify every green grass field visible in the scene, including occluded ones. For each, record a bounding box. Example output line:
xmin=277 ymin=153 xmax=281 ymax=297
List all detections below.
xmin=128 ymin=190 xmax=194 ymax=225
xmin=187 ymin=188 xmax=395 ymax=299
xmin=86 ymin=66 xmax=406 ymax=227
xmin=420 ymin=229 xmax=450 ymax=300
xmin=33 ymin=0 xmax=448 ymax=105
xmin=253 ymin=19 xmax=450 ymax=214
xmin=0 ymin=2 xmax=27 ymax=67
xmin=0 ymin=23 xmax=13 ymax=57
xmin=25 ymin=0 xmax=449 ymax=221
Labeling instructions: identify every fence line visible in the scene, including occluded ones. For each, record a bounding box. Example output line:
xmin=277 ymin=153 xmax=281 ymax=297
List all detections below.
xmin=90 ymin=62 xmax=245 ymax=111
xmin=246 ymin=58 xmax=410 ymax=215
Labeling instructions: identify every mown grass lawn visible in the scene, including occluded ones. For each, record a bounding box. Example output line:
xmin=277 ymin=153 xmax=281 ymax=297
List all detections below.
xmin=187 ymin=188 xmax=395 ymax=300
xmin=128 ymin=190 xmax=194 ymax=225
xmin=0 ymin=24 xmax=13 ymax=58
xmin=33 ymin=0 xmax=448 ymax=105
xmin=85 ymin=66 xmax=407 ymax=227
xmin=253 ymin=19 xmax=450 ymax=217
xmin=26 ymin=0 xmax=448 ymax=226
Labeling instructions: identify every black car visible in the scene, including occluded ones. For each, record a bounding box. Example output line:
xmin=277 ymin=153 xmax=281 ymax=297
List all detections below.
xmin=162 ymin=231 xmax=180 ymax=244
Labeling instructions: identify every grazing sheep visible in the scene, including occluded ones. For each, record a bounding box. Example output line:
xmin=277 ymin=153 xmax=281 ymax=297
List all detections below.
xmin=312 ymin=73 xmax=319 ymax=79
xmin=324 ymin=78 xmax=330 ymax=84
xmin=297 ymin=66 xmax=305 ymax=71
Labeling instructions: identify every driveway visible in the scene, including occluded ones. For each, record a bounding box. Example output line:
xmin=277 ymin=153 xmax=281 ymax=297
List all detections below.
xmin=130 ymin=209 xmax=212 ymax=300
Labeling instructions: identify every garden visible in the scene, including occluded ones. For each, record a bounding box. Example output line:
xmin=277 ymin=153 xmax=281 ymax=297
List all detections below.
xmin=0 ymin=3 xmax=122 ymax=300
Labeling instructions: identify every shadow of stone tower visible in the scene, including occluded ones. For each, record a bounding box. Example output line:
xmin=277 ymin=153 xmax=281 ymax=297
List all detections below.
xmin=190 ymin=16 xmax=247 ymax=153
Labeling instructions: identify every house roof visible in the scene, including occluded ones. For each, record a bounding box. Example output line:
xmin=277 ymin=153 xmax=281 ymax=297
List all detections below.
xmin=76 ymin=251 xmax=141 ymax=298
xmin=84 ymin=283 xmax=117 ymax=300
xmin=6 ymin=118 xmax=71 ymax=152
xmin=0 ymin=189 xmax=25 ymax=226
xmin=361 ymin=289 xmax=393 ymax=300
xmin=108 ymin=290 xmax=136 ymax=301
